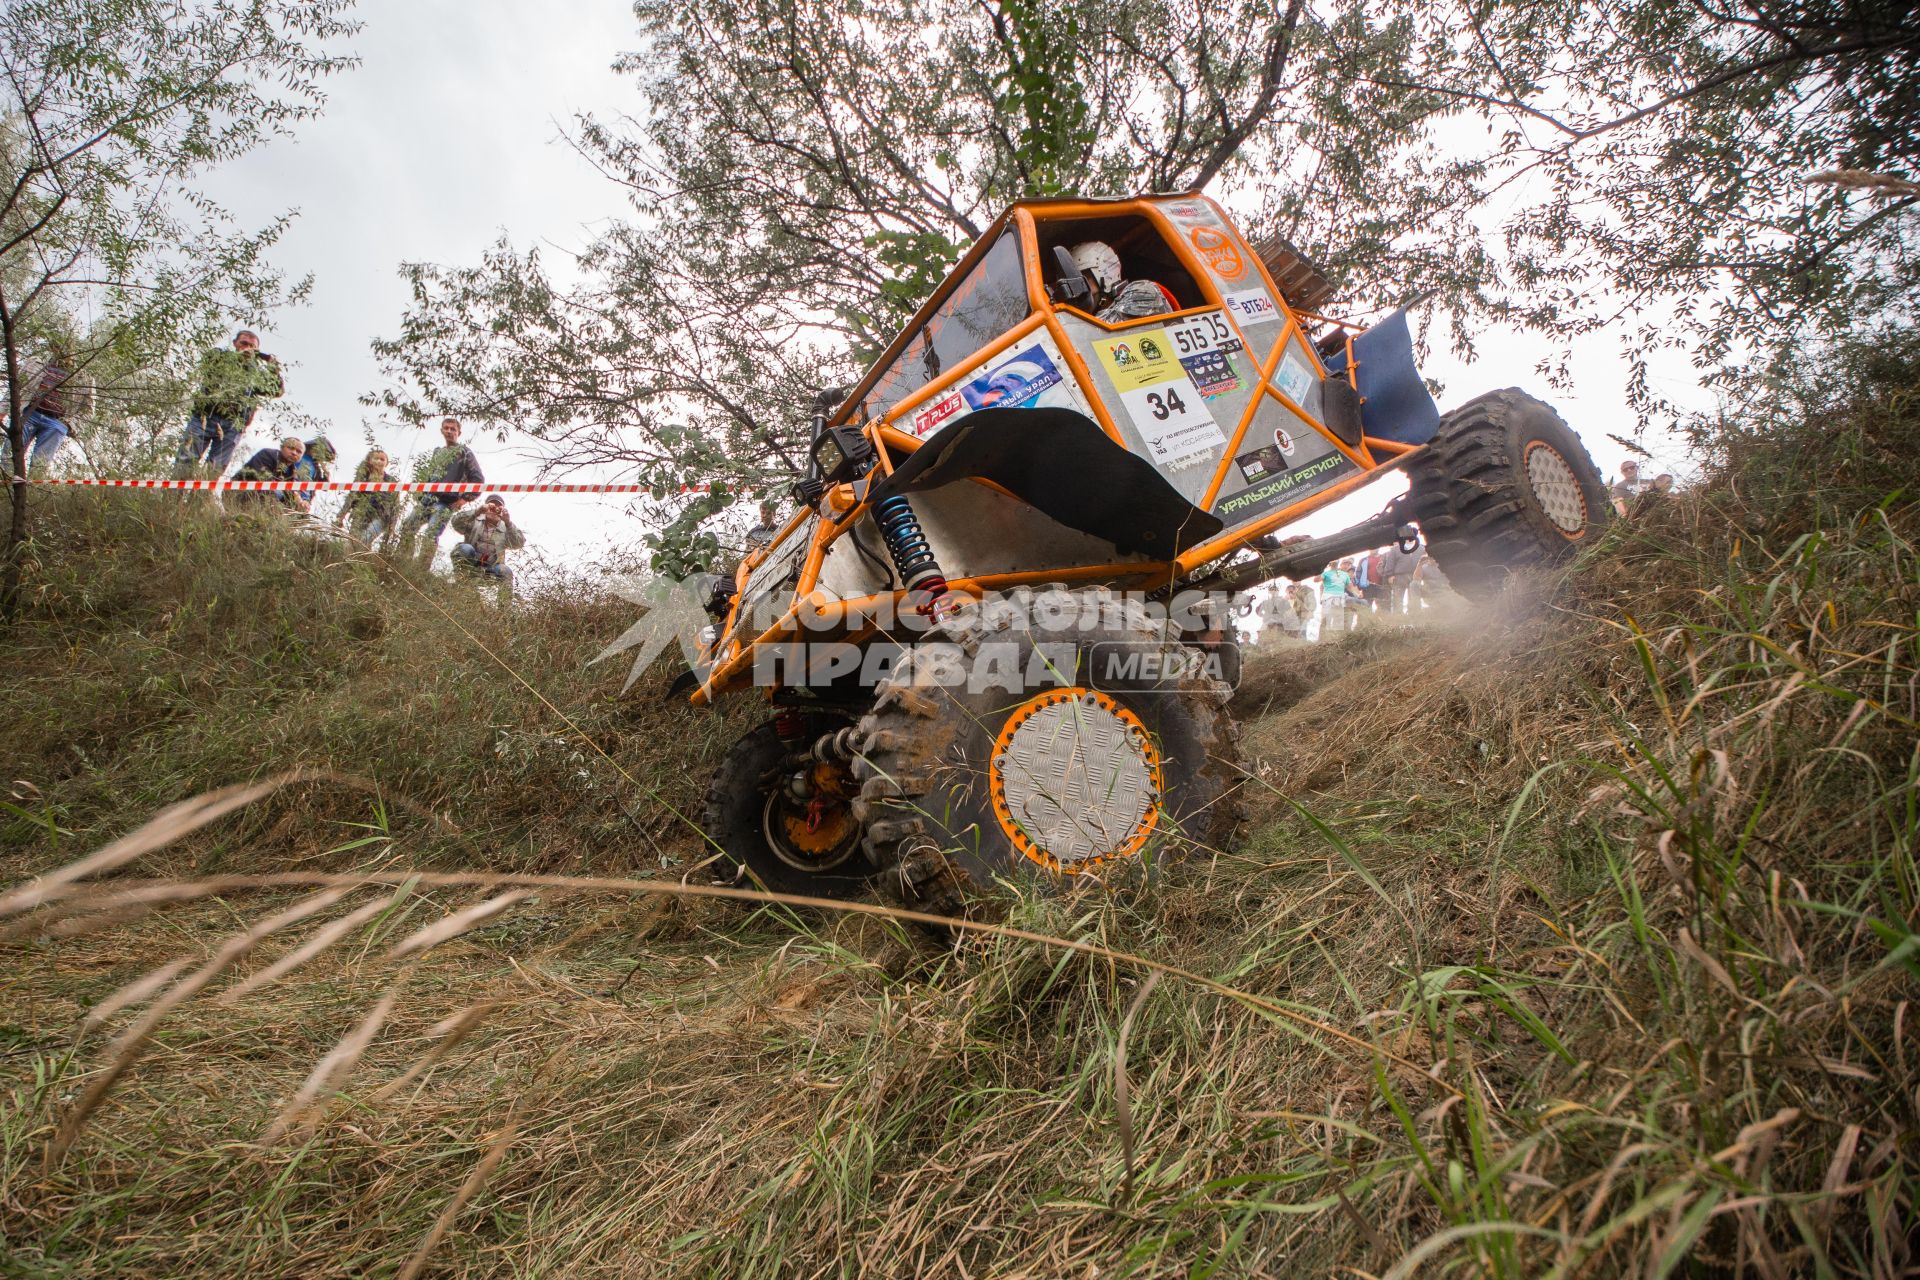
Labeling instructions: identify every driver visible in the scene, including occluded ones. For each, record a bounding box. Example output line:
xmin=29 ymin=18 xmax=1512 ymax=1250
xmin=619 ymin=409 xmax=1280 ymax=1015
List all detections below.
xmin=1068 ymin=241 xmax=1179 ymax=324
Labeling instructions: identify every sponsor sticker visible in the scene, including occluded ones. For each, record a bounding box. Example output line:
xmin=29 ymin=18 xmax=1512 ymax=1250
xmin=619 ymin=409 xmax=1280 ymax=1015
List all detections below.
xmin=959 ymin=343 xmax=1064 ymax=411
xmin=1224 ymin=287 xmax=1278 ymax=323
xmin=1232 ymin=424 xmax=1294 ymax=483
xmin=1179 ymin=349 xmax=1241 ymax=399
xmin=1216 ymin=452 xmax=1358 ymax=520
xmin=1094 ymin=328 xmax=1183 ymax=392
xmin=1122 ymin=380 xmax=1224 ymax=467
xmin=1235 ymin=445 xmax=1277 ymax=483
xmin=910 ymin=342 xmax=1072 ymax=437
xmin=911 ymin=390 xmax=966 ymax=438
xmin=1274 ymin=349 xmax=1316 ymax=406
xmin=1095 ymin=327 xmax=1225 ymax=467
xmin=1189 ymin=225 xmax=1246 ymax=280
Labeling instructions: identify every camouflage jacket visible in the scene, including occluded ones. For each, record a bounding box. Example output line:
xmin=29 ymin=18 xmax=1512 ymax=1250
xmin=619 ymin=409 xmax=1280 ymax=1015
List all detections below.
xmin=450 ymin=508 xmax=525 ymax=565
xmin=190 ymin=348 xmax=285 ymax=419
xmin=1096 ymin=279 xmax=1176 ymax=324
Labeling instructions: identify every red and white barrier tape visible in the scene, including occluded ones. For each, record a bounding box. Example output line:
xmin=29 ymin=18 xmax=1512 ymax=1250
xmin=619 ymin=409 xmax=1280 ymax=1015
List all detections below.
xmin=25 ymin=477 xmax=708 ymax=494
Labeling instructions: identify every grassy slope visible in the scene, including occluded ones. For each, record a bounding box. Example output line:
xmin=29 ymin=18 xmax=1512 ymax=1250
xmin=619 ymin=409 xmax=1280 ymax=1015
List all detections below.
xmin=0 ymin=363 xmax=1915 ymax=1277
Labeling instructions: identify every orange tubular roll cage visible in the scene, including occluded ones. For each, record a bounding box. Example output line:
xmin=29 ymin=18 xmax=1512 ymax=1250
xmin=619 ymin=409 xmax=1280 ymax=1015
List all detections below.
xmin=695 ymin=195 xmax=1409 ymax=704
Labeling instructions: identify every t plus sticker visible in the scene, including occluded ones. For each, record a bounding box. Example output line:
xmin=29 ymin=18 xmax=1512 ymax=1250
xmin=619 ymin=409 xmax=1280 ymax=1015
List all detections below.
xmin=911 ymin=390 xmax=965 ymax=438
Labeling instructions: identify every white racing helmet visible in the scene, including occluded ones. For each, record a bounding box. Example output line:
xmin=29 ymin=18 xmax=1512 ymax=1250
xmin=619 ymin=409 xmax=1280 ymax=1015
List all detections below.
xmin=1068 ymin=240 xmax=1123 ymax=296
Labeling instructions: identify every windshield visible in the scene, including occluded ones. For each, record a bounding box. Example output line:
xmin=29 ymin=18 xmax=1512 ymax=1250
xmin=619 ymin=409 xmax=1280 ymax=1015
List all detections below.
xmin=857 ymin=229 xmax=1029 ymax=421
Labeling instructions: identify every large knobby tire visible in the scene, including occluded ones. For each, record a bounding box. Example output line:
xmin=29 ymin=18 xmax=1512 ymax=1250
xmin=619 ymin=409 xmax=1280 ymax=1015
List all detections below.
xmin=1408 ymin=388 xmax=1610 ymax=598
xmin=701 ymin=719 xmax=875 ymax=899
xmin=851 ymin=586 xmax=1242 ymax=907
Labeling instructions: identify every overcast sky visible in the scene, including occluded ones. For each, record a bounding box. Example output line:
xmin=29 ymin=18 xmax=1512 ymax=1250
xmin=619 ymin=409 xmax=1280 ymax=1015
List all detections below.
xmin=201 ymin=0 xmax=645 ymax=573
xmin=198 ymin=0 xmax=1707 ymax=576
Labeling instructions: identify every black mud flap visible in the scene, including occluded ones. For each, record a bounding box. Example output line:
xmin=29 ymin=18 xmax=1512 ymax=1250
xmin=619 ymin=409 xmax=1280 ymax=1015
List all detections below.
xmin=866 ymin=407 xmax=1224 ymax=557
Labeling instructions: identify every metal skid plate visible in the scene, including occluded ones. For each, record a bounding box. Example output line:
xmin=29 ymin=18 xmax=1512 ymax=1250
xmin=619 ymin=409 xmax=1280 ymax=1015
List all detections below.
xmin=989 ymin=687 xmax=1162 ymax=871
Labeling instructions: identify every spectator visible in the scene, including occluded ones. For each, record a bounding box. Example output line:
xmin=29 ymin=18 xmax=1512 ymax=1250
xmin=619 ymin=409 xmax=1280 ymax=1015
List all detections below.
xmin=1288 ymin=579 xmax=1319 ymax=641
xmin=1382 ymin=525 xmax=1425 ymax=614
xmin=1359 ymin=547 xmax=1388 ymax=613
xmin=338 ymin=448 xmax=401 ymax=548
xmin=293 ymin=436 xmax=335 ymax=508
xmin=9 ymin=345 xmax=87 ymax=476
xmin=231 ymin=436 xmax=307 ymax=511
xmin=1610 ymin=458 xmax=1646 ymax=516
xmin=1258 ymin=586 xmax=1306 ymax=639
xmin=746 ymin=498 xmax=781 ymax=548
xmin=1321 ymin=558 xmax=1358 ymax=634
xmin=173 ymin=329 xmax=285 ymax=478
xmin=397 ymin=417 xmax=485 ymax=564
xmin=1652 ymin=472 xmax=1676 ymax=495
xmin=450 ymin=494 xmax=525 ymax=599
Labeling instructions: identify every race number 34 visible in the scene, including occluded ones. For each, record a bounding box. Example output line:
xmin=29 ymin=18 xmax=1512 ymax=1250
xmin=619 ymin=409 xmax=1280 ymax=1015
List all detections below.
xmin=1119 ymin=374 xmax=1223 ymax=466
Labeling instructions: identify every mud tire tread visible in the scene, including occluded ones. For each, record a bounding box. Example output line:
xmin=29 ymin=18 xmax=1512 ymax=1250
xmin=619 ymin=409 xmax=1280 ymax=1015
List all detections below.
xmin=851 ymin=586 xmax=1244 ymax=912
xmin=1408 ymin=388 xmax=1611 ymax=599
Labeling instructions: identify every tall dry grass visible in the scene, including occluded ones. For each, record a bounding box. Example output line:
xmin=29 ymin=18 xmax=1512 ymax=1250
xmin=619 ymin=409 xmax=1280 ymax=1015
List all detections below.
xmin=1 ymin=341 xmax=1915 ymax=1275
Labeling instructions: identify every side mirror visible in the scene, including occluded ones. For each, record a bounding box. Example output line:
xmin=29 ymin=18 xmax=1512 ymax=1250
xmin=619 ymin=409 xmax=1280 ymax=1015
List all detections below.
xmin=1049 ymin=246 xmax=1092 ymax=308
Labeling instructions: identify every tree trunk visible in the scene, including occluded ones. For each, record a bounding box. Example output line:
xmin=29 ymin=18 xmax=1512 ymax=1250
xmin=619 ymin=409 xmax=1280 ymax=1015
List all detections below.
xmin=2 ymin=302 xmax=27 ymax=621
xmin=3 ymin=425 xmax=25 ymax=620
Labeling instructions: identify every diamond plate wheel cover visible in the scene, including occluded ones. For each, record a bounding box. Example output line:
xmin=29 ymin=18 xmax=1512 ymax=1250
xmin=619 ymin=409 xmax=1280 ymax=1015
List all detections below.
xmin=988 ymin=687 xmax=1163 ymax=874
xmin=1523 ymin=440 xmax=1589 ymax=536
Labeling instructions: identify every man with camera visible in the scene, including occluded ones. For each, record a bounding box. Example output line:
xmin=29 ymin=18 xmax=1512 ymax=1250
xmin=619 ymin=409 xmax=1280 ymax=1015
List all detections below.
xmin=172 ymin=329 xmax=286 ymax=478
xmin=449 ymin=493 xmax=525 ymax=600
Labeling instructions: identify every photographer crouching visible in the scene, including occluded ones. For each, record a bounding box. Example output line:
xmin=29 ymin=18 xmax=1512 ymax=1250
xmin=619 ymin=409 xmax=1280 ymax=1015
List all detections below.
xmin=449 ymin=493 xmax=525 ymax=602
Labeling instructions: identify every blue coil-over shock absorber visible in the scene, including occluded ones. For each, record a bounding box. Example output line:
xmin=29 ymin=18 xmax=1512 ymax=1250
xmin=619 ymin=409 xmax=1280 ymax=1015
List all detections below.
xmin=873 ymin=492 xmax=949 ymax=614
xmin=803 ymin=400 xmax=951 ymax=617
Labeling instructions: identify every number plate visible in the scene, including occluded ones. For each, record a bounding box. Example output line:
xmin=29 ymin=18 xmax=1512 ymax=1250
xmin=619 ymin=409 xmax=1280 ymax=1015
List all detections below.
xmin=1165 ymin=311 xmax=1243 ymax=358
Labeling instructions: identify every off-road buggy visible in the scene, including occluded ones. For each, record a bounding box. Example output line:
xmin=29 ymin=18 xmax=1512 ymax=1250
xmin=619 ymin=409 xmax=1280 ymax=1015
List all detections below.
xmin=692 ymin=193 xmax=1608 ymax=907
